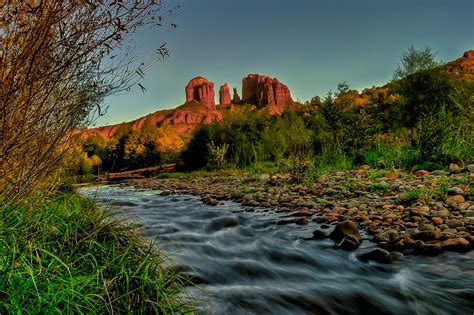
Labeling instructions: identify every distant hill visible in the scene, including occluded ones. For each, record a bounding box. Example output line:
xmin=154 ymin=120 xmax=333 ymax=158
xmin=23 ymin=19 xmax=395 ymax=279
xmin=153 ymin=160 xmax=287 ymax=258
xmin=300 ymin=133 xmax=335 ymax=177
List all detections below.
xmin=84 ymin=50 xmax=473 ymax=141
xmin=85 ymin=74 xmax=299 ymax=139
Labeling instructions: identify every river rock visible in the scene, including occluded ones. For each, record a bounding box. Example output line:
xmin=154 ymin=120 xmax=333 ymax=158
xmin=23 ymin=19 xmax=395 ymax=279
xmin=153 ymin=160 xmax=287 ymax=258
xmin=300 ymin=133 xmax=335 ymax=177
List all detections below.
xmin=436 ymin=238 xmax=470 ymax=252
xmin=207 ymin=217 xmax=239 ymax=232
xmin=295 ymin=217 xmax=310 ymax=225
xmin=201 ymin=196 xmax=218 ymax=206
xmin=419 ymin=223 xmax=435 ymax=231
xmin=412 ymin=230 xmax=443 ymax=241
xmin=338 ymin=235 xmax=360 ymax=250
xmin=373 ymin=229 xmax=399 ymax=243
xmin=359 ymin=248 xmax=391 ymax=263
xmin=415 ymin=170 xmax=430 ymax=177
xmin=447 ymin=187 xmax=464 ymax=196
xmin=312 ymin=229 xmax=327 ymax=239
xmin=445 ymin=219 xmax=463 ymax=229
xmin=445 ymin=195 xmax=465 ymax=203
xmin=432 ymin=217 xmax=443 ymax=225
xmin=463 ymin=210 xmax=474 ymax=217
xmin=329 ymin=220 xmax=361 ymax=243
xmin=431 ymin=208 xmax=450 ymax=218
xmin=414 ymin=243 xmax=443 ymax=256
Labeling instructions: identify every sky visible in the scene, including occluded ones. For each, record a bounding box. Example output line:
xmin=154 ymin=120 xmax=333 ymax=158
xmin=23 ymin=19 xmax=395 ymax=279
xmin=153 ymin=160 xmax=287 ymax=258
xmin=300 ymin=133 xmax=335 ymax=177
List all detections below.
xmin=97 ymin=0 xmax=473 ymax=126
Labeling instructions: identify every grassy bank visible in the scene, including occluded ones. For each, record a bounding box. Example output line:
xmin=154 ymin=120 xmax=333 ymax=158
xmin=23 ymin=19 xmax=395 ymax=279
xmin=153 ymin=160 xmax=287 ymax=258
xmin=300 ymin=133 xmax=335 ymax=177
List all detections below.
xmin=0 ymin=193 xmax=191 ymax=313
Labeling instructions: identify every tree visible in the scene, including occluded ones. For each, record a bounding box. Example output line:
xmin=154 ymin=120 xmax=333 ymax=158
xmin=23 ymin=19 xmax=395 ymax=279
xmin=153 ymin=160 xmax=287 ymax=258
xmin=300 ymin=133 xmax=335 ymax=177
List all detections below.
xmin=181 ymin=127 xmax=211 ymax=170
xmin=393 ymin=45 xmax=439 ymax=80
xmin=0 ymin=1 xmax=178 ymax=201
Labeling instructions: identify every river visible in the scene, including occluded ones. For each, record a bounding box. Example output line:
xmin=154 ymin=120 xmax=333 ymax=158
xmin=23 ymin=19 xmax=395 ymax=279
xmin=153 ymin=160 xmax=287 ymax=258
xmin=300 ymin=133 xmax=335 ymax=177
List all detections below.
xmin=79 ymin=185 xmax=474 ymax=315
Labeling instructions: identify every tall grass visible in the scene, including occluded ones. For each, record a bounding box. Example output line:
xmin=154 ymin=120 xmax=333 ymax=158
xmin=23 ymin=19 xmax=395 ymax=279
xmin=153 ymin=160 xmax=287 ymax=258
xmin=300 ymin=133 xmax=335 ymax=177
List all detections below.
xmin=0 ymin=193 xmax=191 ymax=313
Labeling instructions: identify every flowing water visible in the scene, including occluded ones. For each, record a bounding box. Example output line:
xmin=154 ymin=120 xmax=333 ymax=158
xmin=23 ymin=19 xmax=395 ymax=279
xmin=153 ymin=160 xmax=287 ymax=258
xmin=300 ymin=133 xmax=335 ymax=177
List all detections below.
xmin=79 ymin=185 xmax=474 ymax=315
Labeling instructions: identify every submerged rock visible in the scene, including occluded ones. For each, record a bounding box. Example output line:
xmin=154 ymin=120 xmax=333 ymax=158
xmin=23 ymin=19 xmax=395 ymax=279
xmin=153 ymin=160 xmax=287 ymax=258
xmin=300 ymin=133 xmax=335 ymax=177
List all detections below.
xmin=359 ymin=248 xmax=391 ymax=263
xmin=206 ymin=217 xmax=239 ymax=232
xmin=312 ymin=229 xmax=327 ymax=239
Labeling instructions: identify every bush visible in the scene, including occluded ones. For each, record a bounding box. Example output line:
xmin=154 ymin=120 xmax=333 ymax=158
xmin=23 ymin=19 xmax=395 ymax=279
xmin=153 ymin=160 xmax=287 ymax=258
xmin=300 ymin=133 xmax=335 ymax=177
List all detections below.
xmin=364 ymin=140 xmax=419 ymax=169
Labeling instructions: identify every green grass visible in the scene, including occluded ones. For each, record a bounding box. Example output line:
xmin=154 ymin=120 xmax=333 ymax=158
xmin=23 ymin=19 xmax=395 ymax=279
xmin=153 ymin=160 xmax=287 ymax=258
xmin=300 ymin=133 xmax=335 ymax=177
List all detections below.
xmin=398 ymin=186 xmax=448 ymax=205
xmin=0 ymin=193 xmax=191 ymax=314
xmin=364 ymin=141 xmax=419 ymax=170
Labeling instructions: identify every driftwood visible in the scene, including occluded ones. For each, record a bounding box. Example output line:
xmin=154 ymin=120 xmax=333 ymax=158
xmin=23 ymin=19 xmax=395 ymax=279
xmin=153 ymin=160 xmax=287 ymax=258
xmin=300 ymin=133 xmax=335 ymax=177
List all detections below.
xmin=105 ymin=164 xmax=177 ymax=181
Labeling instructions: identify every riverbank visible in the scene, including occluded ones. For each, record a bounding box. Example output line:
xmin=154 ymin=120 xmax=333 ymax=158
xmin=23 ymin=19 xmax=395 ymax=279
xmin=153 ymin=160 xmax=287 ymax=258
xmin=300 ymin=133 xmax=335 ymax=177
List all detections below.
xmin=129 ymin=165 xmax=474 ymax=256
xmin=0 ymin=193 xmax=191 ymax=313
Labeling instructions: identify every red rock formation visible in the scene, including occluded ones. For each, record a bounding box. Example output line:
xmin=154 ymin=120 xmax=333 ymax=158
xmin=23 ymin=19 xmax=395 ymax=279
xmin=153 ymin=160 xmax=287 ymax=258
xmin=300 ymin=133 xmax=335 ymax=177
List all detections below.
xmin=445 ymin=50 xmax=474 ymax=80
xmin=233 ymin=87 xmax=241 ymax=103
xmin=185 ymin=76 xmax=216 ymax=109
xmin=241 ymin=74 xmax=294 ymax=114
xmin=85 ymin=77 xmax=223 ymax=138
xmin=219 ymin=83 xmax=231 ymax=106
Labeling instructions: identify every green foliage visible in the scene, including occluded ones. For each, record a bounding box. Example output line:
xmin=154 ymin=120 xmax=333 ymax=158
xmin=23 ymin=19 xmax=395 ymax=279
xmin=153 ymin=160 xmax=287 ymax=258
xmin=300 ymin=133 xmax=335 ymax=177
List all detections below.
xmin=398 ymin=186 xmax=448 ymax=205
xmin=364 ymin=140 xmax=419 ymax=169
xmin=0 ymin=194 xmax=190 ymax=313
xmin=207 ymin=141 xmax=229 ymax=170
xmin=180 ymin=126 xmax=211 ymax=170
xmin=393 ymin=45 xmax=439 ymax=80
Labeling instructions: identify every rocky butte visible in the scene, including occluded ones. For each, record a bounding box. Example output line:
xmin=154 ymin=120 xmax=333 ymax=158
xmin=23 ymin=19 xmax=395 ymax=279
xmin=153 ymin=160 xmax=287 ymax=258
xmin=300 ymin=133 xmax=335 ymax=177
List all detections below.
xmin=445 ymin=50 xmax=474 ymax=80
xmin=185 ymin=76 xmax=216 ymax=109
xmin=219 ymin=83 xmax=231 ymax=107
xmin=241 ymin=74 xmax=295 ymax=115
xmin=85 ymin=74 xmax=296 ymax=139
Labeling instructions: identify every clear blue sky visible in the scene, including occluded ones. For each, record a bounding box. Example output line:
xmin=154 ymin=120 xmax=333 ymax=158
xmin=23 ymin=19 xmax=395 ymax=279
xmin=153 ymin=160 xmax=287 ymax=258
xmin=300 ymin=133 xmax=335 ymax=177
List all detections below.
xmin=97 ymin=0 xmax=473 ymax=126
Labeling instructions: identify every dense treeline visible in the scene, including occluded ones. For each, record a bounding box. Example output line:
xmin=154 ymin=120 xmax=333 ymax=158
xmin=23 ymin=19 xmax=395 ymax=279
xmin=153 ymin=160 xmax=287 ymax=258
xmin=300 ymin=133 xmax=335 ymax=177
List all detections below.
xmin=73 ymin=124 xmax=184 ymax=176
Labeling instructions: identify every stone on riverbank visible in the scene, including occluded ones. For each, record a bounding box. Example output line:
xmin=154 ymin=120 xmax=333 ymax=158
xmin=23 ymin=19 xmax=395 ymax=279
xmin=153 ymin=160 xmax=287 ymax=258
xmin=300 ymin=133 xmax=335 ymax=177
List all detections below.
xmin=329 ymin=220 xmax=361 ymax=246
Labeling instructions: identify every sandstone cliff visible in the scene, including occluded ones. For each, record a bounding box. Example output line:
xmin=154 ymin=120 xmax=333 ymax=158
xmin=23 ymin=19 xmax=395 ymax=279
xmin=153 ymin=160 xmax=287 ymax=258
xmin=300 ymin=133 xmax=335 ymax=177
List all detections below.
xmin=241 ymin=74 xmax=294 ymax=114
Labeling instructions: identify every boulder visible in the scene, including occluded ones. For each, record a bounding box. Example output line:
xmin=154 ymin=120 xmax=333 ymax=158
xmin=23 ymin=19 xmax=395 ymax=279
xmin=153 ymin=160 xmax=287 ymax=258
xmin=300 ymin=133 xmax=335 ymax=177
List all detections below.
xmin=329 ymin=220 xmax=361 ymax=243
xmin=185 ymin=76 xmax=216 ymax=109
xmin=219 ymin=83 xmax=231 ymax=106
